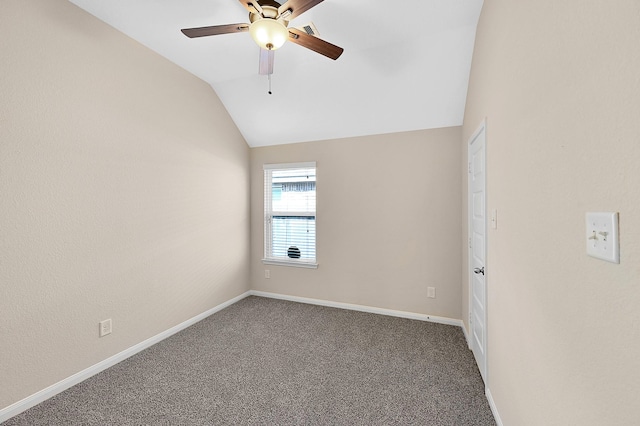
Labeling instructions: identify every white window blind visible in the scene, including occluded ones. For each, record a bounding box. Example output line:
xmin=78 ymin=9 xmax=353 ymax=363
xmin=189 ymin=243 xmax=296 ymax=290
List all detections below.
xmin=264 ymin=162 xmax=317 ymax=267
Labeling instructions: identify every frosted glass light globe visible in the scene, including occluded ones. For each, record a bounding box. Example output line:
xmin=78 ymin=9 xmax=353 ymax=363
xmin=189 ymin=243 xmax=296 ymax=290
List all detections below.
xmin=250 ymin=18 xmax=288 ymax=50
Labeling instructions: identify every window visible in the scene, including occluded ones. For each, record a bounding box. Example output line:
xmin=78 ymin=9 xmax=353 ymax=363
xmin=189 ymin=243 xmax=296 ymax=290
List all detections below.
xmin=263 ymin=162 xmax=317 ymax=268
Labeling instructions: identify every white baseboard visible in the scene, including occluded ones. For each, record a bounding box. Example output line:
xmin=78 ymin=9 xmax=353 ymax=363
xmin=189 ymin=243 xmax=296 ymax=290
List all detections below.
xmin=486 ymin=387 xmax=503 ymax=426
xmin=249 ymin=290 xmax=463 ymax=328
xmin=0 ymin=291 xmax=252 ymax=423
xmin=461 ymin=321 xmax=472 ymax=349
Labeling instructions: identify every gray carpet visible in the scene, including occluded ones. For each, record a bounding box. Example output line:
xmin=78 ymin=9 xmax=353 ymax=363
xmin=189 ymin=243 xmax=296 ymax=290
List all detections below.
xmin=4 ymin=296 xmax=496 ymax=425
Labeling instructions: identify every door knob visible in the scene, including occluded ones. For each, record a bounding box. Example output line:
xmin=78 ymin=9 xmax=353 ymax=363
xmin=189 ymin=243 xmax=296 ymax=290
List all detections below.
xmin=473 ymin=267 xmax=485 ymax=275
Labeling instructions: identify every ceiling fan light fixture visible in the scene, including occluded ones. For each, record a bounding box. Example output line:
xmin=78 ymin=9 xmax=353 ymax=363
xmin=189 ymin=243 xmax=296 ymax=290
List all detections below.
xmin=250 ymin=18 xmax=288 ymax=50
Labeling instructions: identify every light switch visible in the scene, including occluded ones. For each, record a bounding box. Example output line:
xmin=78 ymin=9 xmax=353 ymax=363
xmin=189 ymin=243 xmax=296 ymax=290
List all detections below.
xmin=586 ymin=212 xmax=619 ymax=264
xmin=490 ymin=209 xmax=498 ymax=229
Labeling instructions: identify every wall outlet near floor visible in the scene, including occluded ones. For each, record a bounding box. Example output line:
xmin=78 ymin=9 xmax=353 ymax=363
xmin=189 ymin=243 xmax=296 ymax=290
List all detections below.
xmin=427 ymin=287 xmax=436 ymax=298
xmin=99 ymin=319 xmax=112 ymax=337
xmin=264 ymin=270 xmax=270 ymax=279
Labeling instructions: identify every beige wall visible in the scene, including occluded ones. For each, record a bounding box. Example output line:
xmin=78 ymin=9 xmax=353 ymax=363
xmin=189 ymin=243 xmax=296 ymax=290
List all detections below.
xmin=0 ymin=0 xmax=249 ymax=410
xmin=250 ymin=128 xmax=463 ymax=319
xmin=463 ymin=1 xmax=640 ymax=424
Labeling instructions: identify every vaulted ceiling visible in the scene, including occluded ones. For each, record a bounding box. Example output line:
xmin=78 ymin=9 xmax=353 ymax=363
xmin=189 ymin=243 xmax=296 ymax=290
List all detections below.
xmin=69 ymin=0 xmax=483 ymax=147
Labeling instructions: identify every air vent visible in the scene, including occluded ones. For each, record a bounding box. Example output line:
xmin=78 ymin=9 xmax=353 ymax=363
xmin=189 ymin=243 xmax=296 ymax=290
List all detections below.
xmin=297 ymin=22 xmax=320 ymax=37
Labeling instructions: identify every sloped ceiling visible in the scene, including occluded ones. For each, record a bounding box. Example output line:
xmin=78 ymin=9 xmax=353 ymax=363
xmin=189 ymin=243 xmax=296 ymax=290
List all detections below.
xmin=68 ymin=0 xmax=483 ymax=147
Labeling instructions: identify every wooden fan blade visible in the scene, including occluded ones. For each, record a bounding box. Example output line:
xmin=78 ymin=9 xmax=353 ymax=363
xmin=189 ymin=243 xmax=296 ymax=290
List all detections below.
xmin=279 ymin=0 xmax=324 ymax=20
xmin=288 ymin=27 xmax=343 ymax=60
xmin=181 ymin=24 xmax=249 ymax=38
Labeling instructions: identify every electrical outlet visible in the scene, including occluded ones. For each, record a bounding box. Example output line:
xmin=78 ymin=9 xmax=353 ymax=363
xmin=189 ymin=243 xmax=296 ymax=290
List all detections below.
xmin=427 ymin=287 xmax=436 ymax=298
xmin=265 ymin=270 xmax=270 ymax=279
xmin=99 ymin=319 xmax=112 ymax=337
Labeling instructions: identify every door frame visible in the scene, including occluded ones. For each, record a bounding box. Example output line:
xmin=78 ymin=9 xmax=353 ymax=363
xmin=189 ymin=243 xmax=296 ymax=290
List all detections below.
xmin=467 ymin=119 xmax=488 ymax=384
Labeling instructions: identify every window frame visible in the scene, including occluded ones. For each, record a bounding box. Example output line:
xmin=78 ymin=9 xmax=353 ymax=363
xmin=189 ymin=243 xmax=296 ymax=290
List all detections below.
xmin=263 ymin=162 xmax=318 ymax=269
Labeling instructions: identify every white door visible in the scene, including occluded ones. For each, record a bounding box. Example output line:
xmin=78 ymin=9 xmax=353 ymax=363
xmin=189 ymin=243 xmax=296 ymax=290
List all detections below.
xmin=468 ymin=121 xmax=487 ymax=383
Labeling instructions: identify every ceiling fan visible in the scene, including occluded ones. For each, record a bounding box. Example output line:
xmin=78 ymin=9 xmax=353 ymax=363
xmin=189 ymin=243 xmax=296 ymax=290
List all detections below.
xmin=181 ymin=0 xmax=344 ymax=63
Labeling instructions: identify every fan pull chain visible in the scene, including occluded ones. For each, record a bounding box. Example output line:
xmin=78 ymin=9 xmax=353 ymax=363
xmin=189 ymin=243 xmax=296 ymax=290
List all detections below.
xmin=267 ymin=44 xmax=274 ymax=94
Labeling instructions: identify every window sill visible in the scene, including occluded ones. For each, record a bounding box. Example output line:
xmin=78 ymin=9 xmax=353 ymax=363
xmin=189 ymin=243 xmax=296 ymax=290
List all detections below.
xmin=262 ymin=259 xmax=318 ymax=269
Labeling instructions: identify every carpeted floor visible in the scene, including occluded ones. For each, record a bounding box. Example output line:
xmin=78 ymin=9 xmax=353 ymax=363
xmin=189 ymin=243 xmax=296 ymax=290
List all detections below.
xmin=4 ymin=296 xmax=496 ymax=425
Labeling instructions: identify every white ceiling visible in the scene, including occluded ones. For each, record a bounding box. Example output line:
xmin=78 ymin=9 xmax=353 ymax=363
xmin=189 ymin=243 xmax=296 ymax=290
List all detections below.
xmin=68 ymin=0 xmax=483 ymax=147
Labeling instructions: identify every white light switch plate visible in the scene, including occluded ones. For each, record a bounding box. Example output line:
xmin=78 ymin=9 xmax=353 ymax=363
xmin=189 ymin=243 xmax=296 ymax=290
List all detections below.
xmin=586 ymin=212 xmax=619 ymax=264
